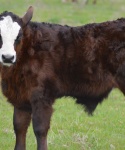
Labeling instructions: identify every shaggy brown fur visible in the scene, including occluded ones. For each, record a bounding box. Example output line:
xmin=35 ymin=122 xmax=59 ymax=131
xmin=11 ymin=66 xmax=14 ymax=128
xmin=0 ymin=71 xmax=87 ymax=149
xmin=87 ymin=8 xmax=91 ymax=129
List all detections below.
xmin=0 ymin=6 xmax=125 ymax=150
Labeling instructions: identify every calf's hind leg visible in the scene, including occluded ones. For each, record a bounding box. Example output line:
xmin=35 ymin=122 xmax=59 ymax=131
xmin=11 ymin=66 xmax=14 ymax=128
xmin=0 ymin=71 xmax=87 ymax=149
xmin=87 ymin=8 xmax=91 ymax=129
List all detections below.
xmin=13 ymin=107 xmax=31 ymax=150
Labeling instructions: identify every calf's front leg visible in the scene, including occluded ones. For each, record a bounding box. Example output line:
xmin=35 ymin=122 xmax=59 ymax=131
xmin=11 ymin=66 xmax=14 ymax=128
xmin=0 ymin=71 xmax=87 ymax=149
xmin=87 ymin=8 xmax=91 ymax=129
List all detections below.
xmin=13 ymin=107 xmax=31 ymax=150
xmin=31 ymin=91 xmax=53 ymax=150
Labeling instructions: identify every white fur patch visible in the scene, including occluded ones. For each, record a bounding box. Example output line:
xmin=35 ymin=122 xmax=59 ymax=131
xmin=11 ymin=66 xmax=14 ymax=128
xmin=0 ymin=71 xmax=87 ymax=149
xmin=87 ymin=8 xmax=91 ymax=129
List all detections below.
xmin=0 ymin=16 xmax=21 ymax=65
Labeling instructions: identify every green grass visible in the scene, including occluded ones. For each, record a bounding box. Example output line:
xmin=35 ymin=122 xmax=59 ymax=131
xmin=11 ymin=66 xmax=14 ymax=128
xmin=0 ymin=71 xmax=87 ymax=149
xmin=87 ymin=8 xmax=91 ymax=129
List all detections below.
xmin=0 ymin=0 xmax=125 ymax=149
xmin=1 ymin=90 xmax=125 ymax=150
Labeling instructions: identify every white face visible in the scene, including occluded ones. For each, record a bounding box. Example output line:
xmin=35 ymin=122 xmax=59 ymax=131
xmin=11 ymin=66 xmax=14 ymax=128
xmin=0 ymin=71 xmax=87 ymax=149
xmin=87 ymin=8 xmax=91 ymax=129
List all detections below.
xmin=0 ymin=16 xmax=21 ymax=66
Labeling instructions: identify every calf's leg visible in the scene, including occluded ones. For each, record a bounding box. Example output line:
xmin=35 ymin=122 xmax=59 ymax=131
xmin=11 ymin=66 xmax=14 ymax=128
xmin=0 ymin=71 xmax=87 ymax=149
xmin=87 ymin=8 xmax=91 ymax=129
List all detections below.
xmin=13 ymin=107 xmax=31 ymax=150
xmin=31 ymin=91 xmax=53 ymax=150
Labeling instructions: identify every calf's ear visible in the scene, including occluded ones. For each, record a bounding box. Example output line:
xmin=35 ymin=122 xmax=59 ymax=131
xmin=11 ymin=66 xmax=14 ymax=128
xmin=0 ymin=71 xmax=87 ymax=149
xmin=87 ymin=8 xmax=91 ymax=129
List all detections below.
xmin=22 ymin=6 xmax=33 ymax=26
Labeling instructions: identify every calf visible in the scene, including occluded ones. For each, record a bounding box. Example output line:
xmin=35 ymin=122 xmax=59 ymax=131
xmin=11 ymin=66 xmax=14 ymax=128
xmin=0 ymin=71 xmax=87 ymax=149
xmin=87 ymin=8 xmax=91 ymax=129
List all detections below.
xmin=0 ymin=6 xmax=125 ymax=150
xmin=62 ymin=0 xmax=97 ymax=4
xmin=85 ymin=0 xmax=97 ymax=4
xmin=62 ymin=0 xmax=78 ymax=3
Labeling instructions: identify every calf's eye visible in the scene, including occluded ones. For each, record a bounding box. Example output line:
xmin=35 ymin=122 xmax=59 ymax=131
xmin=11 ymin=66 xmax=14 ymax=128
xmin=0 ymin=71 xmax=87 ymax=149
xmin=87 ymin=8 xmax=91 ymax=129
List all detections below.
xmin=15 ymin=34 xmax=22 ymax=44
xmin=0 ymin=34 xmax=3 ymax=48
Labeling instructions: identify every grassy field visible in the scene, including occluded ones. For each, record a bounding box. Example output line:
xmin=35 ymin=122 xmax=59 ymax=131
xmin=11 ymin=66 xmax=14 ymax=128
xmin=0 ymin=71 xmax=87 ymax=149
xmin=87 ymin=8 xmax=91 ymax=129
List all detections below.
xmin=0 ymin=0 xmax=125 ymax=150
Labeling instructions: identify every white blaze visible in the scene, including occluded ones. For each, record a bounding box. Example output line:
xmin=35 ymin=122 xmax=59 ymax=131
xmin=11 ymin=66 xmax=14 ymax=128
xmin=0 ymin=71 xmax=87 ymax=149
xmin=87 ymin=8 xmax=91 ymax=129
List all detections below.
xmin=0 ymin=16 xmax=21 ymax=65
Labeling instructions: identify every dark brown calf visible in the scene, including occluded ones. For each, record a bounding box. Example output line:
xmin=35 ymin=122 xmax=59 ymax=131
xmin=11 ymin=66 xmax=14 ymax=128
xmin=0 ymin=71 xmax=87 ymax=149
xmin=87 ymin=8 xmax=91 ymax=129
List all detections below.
xmin=0 ymin=6 xmax=125 ymax=150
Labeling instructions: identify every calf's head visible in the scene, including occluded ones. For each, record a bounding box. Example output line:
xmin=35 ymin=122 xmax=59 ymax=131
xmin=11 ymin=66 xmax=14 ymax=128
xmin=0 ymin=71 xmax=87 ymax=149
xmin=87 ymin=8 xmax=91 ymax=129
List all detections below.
xmin=0 ymin=6 xmax=33 ymax=66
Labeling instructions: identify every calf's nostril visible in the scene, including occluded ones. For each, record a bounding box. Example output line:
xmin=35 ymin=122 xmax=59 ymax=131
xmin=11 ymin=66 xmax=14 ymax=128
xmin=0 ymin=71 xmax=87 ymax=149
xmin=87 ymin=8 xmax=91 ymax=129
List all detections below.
xmin=2 ymin=54 xmax=6 ymax=60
